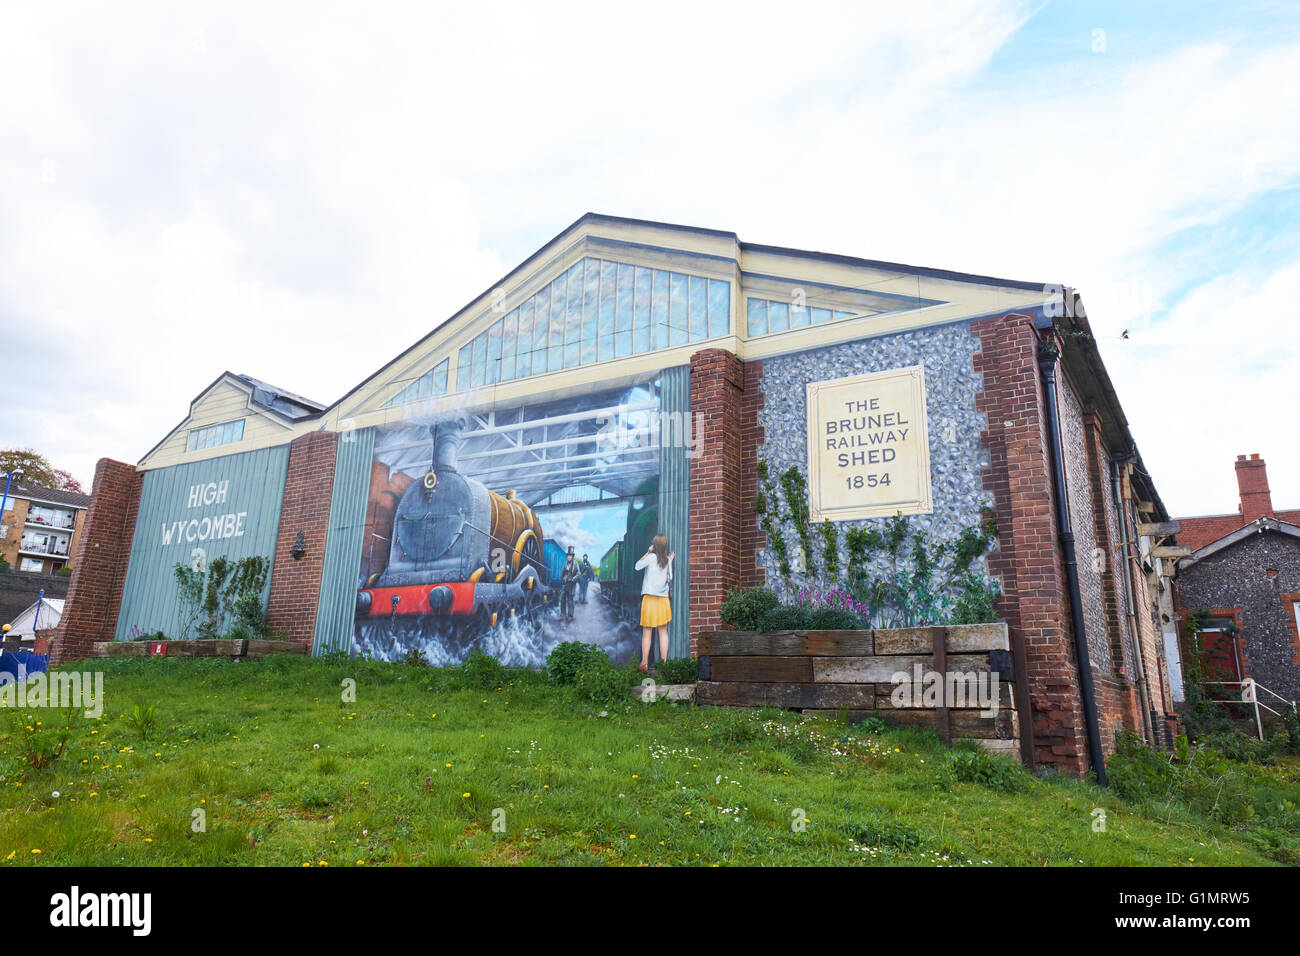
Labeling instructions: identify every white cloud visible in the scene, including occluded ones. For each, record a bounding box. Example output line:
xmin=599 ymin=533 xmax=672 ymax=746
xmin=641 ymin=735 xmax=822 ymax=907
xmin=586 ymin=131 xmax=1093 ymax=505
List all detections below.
xmin=0 ymin=1 xmax=1296 ymax=515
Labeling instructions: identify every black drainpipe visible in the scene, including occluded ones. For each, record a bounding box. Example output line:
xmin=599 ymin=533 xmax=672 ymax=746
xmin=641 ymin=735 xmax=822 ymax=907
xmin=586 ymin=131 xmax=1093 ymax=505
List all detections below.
xmin=1036 ymin=342 xmax=1108 ymax=787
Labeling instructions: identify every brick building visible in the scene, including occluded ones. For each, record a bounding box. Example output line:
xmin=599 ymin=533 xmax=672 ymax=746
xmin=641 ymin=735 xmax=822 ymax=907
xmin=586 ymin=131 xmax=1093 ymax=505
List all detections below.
xmin=1174 ymin=455 xmax=1300 ymax=704
xmin=50 ymin=213 xmax=1177 ymax=777
xmin=0 ymin=481 xmax=90 ymax=574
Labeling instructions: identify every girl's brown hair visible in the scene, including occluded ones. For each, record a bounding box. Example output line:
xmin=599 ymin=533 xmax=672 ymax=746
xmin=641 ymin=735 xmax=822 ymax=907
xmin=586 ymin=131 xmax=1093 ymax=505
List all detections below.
xmin=651 ymin=533 xmax=670 ymax=569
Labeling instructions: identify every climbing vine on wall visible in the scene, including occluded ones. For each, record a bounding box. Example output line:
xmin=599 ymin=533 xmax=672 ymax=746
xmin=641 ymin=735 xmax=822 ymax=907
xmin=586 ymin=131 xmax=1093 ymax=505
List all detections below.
xmin=753 ymin=459 xmax=1002 ymax=626
xmin=779 ymin=466 xmax=815 ymax=576
xmin=754 ymin=460 xmax=791 ymax=577
xmin=818 ymin=520 xmax=839 ymax=578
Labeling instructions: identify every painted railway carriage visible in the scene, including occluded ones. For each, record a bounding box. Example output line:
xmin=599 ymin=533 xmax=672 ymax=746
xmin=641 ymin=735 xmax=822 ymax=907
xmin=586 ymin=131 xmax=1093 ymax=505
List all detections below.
xmin=53 ymin=213 xmax=1180 ymax=779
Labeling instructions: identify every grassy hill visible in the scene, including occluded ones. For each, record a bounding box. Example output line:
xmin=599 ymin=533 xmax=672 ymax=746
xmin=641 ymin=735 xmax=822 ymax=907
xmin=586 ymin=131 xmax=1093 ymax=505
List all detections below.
xmin=1 ymin=654 xmax=1296 ymax=866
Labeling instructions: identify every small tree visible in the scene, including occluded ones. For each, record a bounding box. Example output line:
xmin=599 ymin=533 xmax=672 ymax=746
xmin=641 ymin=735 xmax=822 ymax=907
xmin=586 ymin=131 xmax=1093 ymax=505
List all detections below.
xmin=0 ymin=449 xmax=84 ymax=492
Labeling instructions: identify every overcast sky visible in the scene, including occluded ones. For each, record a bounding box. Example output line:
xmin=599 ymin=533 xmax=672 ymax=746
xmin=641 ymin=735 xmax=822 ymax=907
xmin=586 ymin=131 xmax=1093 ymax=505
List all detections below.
xmin=2 ymin=1 xmax=1297 ymax=516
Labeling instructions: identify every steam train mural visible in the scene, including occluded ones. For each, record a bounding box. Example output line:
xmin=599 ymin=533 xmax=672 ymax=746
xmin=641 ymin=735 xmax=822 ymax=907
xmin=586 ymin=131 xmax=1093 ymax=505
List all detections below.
xmin=352 ymin=378 xmax=668 ymax=667
xmin=356 ymin=424 xmax=553 ymax=645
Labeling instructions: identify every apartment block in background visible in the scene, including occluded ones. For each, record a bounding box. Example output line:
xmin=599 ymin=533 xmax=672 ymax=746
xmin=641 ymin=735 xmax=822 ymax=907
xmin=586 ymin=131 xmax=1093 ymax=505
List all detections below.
xmin=0 ymin=481 xmax=91 ymax=573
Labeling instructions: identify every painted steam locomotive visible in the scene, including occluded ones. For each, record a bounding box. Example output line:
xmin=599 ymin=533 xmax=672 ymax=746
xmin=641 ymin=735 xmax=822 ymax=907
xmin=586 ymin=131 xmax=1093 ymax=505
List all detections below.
xmin=356 ymin=424 xmax=552 ymax=641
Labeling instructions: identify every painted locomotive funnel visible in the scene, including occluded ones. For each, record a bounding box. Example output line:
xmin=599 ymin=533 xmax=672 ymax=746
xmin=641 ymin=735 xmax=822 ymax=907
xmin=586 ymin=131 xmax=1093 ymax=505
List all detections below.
xmin=430 ymin=422 xmax=466 ymax=471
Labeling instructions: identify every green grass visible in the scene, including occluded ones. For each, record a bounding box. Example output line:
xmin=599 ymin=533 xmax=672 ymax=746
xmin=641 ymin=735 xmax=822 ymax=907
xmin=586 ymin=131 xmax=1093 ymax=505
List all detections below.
xmin=1 ymin=654 xmax=1295 ymax=866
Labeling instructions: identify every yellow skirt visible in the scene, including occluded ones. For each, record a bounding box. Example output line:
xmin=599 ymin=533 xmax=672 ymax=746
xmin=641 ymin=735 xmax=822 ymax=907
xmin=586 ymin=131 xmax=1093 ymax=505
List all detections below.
xmin=640 ymin=595 xmax=672 ymax=627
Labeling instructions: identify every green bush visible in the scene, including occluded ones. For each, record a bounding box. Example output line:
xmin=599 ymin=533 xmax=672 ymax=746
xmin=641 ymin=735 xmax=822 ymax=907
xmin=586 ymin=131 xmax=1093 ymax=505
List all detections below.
xmin=545 ymin=641 xmax=609 ymax=686
xmin=756 ymin=604 xmax=811 ymax=631
xmin=125 ymin=704 xmax=159 ymax=739
xmin=573 ymin=657 xmax=636 ymax=706
xmin=653 ymin=655 xmax=698 ymax=684
xmin=941 ymin=747 xmax=1030 ymax=793
xmin=1107 ymin=732 xmax=1256 ymax=828
xmin=399 ymin=648 xmax=429 ymax=668
xmin=1199 ymin=730 xmax=1282 ymax=766
xmin=458 ymin=649 xmax=508 ymax=690
xmin=719 ymin=587 xmax=780 ymax=630
xmin=1284 ymin=707 xmax=1300 ymax=749
xmin=854 ymin=715 xmax=889 ymax=735
xmin=949 ymin=572 xmax=1002 ymax=625
xmin=807 ymin=607 xmax=862 ymax=630
xmin=1106 ymin=732 xmax=1178 ymax=800
xmin=1 ymin=707 xmax=78 ymax=770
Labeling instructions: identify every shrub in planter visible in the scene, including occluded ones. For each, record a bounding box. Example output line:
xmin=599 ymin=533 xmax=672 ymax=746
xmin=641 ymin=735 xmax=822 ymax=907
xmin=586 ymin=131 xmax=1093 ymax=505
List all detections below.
xmin=546 ymin=641 xmax=610 ymax=686
xmin=807 ymin=607 xmax=863 ymax=630
xmin=719 ymin=587 xmax=780 ymax=630
xmin=949 ymin=572 xmax=1002 ymax=625
xmin=757 ymin=604 xmax=812 ymax=631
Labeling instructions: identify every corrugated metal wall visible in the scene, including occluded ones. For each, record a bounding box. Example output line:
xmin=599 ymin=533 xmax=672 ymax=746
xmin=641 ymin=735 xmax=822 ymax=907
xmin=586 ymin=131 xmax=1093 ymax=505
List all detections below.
xmin=114 ymin=445 xmax=289 ymax=640
xmin=658 ymin=365 xmax=692 ymax=658
xmin=312 ymin=427 xmax=376 ymax=656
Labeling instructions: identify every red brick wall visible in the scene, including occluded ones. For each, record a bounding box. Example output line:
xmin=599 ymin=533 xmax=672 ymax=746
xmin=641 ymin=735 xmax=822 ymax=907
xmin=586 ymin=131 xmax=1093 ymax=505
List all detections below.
xmin=266 ymin=432 xmax=338 ymax=647
xmin=48 ymin=458 xmax=143 ymax=665
xmin=971 ymin=315 xmax=1091 ymax=775
xmin=688 ymin=316 xmax=1138 ymax=778
xmin=687 ymin=348 xmax=749 ymax=654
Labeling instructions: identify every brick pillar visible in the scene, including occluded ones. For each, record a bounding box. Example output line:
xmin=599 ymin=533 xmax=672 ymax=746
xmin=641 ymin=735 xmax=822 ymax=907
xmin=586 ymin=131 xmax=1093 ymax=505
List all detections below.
xmin=687 ymin=348 xmax=751 ymax=654
xmin=266 ymin=432 xmax=338 ymax=647
xmin=48 ymin=458 xmax=143 ymax=665
xmin=972 ymin=314 xmax=1090 ymax=776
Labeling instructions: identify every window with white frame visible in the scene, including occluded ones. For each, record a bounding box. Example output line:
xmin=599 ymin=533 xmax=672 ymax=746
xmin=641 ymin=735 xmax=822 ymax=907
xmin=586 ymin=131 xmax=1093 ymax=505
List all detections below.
xmin=188 ymin=419 xmax=246 ymax=451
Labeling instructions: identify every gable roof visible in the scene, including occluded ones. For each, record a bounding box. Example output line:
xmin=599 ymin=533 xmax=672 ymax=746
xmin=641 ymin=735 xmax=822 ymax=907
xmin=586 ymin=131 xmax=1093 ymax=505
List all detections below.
xmin=1176 ymin=508 xmax=1300 ymax=552
xmin=232 ymin=373 xmax=326 ymax=421
xmin=1180 ymin=515 xmax=1300 ymax=568
xmin=322 ymin=211 xmax=1058 ymax=425
xmin=139 ymin=371 xmax=325 ymax=465
xmin=5 ymin=597 xmax=65 ymax=637
xmin=10 ymin=482 xmax=90 ymax=510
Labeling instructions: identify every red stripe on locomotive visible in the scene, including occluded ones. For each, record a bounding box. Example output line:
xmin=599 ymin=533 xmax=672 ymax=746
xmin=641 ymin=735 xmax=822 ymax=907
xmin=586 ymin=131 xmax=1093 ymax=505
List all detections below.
xmin=360 ymin=582 xmax=476 ymax=617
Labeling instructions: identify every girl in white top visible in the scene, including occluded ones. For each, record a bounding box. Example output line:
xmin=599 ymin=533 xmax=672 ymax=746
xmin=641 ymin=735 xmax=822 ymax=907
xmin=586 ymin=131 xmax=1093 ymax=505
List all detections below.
xmin=635 ymin=533 xmax=674 ymax=671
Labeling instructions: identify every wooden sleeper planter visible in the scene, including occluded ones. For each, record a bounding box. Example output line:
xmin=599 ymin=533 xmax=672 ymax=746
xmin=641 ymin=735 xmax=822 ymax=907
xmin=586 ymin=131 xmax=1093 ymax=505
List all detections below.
xmin=695 ymin=622 xmax=1034 ymax=766
xmin=91 ymin=639 xmax=309 ymax=659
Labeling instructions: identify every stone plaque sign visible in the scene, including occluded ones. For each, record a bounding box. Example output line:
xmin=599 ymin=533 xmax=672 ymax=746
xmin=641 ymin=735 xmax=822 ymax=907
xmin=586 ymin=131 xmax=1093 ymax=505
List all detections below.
xmin=806 ymin=365 xmax=932 ymax=521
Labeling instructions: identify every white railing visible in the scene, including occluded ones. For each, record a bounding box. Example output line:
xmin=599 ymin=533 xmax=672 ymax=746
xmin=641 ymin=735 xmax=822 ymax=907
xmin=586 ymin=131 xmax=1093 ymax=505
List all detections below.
xmin=1203 ymin=679 xmax=1298 ymax=740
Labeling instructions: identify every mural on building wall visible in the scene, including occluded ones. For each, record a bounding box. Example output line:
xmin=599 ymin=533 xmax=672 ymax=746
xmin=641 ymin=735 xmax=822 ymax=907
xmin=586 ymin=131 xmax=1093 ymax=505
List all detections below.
xmin=353 ymin=375 xmax=671 ymax=667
